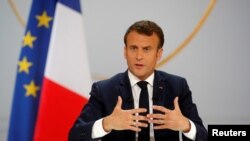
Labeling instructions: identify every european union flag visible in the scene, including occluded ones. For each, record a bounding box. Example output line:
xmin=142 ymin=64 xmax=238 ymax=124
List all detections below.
xmin=8 ymin=0 xmax=57 ymax=140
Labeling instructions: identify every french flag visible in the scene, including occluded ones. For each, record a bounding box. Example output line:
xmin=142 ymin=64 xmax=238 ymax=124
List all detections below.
xmin=8 ymin=0 xmax=91 ymax=140
xmin=34 ymin=1 xmax=91 ymax=141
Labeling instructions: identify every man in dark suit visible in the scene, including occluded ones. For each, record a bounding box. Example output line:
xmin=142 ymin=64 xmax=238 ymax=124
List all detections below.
xmin=69 ymin=20 xmax=207 ymax=141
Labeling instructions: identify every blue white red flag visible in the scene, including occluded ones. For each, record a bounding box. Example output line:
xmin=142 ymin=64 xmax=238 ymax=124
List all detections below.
xmin=8 ymin=0 xmax=91 ymax=140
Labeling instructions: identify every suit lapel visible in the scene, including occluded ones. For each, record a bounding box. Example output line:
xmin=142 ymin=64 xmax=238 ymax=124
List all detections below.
xmin=117 ymin=71 xmax=135 ymax=140
xmin=152 ymin=71 xmax=166 ymax=107
xmin=153 ymin=71 xmax=172 ymax=140
xmin=118 ymin=71 xmax=134 ymax=110
xmin=153 ymin=71 xmax=174 ymax=109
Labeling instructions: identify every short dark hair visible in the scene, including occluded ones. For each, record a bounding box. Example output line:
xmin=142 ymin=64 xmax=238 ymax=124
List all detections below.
xmin=124 ymin=20 xmax=164 ymax=48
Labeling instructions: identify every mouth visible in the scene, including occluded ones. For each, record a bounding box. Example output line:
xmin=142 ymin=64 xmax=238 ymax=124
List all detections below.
xmin=135 ymin=64 xmax=144 ymax=69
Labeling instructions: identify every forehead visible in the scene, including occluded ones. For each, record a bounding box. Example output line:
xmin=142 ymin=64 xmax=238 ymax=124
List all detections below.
xmin=126 ymin=31 xmax=159 ymax=46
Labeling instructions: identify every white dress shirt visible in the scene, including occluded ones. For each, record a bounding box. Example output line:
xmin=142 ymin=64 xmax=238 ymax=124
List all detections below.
xmin=91 ymin=71 xmax=196 ymax=140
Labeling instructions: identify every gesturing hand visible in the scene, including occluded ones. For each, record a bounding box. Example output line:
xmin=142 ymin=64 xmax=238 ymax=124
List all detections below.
xmin=103 ymin=96 xmax=149 ymax=132
xmin=147 ymin=97 xmax=191 ymax=132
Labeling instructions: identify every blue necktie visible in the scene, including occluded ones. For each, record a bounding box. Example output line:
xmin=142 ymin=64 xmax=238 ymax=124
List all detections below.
xmin=137 ymin=81 xmax=150 ymax=141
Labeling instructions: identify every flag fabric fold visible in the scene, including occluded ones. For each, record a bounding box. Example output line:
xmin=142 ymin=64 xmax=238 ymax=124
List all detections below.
xmin=8 ymin=0 xmax=91 ymax=141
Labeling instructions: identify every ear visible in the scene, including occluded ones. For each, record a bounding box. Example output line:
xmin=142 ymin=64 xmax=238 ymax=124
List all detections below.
xmin=157 ymin=48 xmax=163 ymax=61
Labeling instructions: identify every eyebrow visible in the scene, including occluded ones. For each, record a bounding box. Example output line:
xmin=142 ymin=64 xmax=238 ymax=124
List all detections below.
xmin=129 ymin=45 xmax=152 ymax=48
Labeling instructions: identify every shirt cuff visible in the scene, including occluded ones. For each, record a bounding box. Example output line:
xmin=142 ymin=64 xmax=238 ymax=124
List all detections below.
xmin=91 ymin=118 xmax=110 ymax=139
xmin=183 ymin=120 xmax=197 ymax=140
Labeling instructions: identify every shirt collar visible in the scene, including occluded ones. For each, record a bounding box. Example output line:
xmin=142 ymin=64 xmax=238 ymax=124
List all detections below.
xmin=128 ymin=70 xmax=154 ymax=87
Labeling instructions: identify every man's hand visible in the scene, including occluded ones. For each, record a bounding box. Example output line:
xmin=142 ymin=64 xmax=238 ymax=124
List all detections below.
xmin=103 ymin=96 xmax=149 ymax=132
xmin=147 ymin=97 xmax=191 ymax=132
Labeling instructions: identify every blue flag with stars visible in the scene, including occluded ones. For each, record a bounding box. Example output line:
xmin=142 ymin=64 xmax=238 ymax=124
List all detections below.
xmin=8 ymin=0 xmax=57 ymax=140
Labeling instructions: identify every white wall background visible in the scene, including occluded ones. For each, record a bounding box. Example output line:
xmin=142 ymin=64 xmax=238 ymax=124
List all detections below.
xmin=1 ymin=0 xmax=250 ymax=140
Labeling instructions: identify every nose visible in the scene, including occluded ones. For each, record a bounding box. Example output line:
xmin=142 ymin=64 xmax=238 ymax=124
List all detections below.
xmin=136 ymin=49 xmax=143 ymax=61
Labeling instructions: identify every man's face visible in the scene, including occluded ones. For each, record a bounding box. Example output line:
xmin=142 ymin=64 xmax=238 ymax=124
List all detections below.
xmin=124 ymin=31 xmax=163 ymax=80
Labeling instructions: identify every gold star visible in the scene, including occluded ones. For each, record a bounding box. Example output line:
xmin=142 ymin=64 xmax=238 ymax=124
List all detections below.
xmin=18 ymin=56 xmax=33 ymax=74
xmin=24 ymin=80 xmax=40 ymax=98
xmin=36 ymin=11 xmax=53 ymax=28
xmin=23 ymin=31 xmax=37 ymax=48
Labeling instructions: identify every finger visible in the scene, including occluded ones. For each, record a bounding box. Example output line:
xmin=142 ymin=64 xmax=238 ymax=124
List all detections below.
xmin=153 ymin=124 xmax=166 ymax=129
xmin=130 ymin=121 xmax=136 ymax=126
xmin=147 ymin=113 xmax=165 ymax=119
xmin=148 ymin=117 xmax=165 ymax=123
xmin=129 ymin=126 xmax=142 ymax=132
xmin=134 ymin=121 xmax=149 ymax=128
xmin=132 ymin=115 xmax=149 ymax=123
xmin=130 ymin=108 xmax=147 ymax=114
xmin=174 ymin=97 xmax=180 ymax=111
xmin=152 ymin=105 xmax=171 ymax=113
xmin=115 ymin=96 xmax=122 ymax=109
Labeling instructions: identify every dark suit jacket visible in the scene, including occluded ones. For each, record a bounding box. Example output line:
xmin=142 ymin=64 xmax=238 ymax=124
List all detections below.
xmin=68 ymin=70 xmax=207 ymax=141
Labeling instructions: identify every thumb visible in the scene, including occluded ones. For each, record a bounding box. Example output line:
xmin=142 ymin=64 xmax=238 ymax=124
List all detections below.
xmin=174 ymin=97 xmax=180 ymax=111
xmin=115 ymin=96 xmax=122 ymax=109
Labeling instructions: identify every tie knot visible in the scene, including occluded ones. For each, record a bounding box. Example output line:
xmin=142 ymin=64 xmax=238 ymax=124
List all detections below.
xmin=137 ymin=81 xmax=148 ymax=90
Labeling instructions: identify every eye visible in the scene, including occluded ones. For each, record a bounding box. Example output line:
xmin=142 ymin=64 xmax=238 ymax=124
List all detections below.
xmin=143 ymin=47 xmax=150 ymax=52
xmin=129 ymin=46 xmax=137 ymax=51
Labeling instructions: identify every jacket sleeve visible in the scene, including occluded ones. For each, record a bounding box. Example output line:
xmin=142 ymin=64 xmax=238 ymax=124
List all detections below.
xmin=68 ymin=82 xmax=105 ymax=141
xmin=180 ymin=78 xmax=208 ymax=141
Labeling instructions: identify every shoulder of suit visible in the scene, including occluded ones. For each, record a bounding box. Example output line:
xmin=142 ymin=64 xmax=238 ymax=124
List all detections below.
xmin=155 ymin=70 xmax=186 ymax=81
xmin=96 ymin=71 xmax=187 ymax=85
xmin=95 ymin=73 xmax=123 ymax=86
